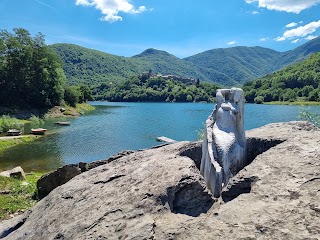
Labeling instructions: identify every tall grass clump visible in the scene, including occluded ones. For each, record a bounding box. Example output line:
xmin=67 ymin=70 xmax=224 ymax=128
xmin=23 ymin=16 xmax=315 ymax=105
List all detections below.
xmin=28 ymin=114 xmax=45 ymax=126
xmin=0 ymin=115 xmax=24 ymax=132
xmin=299 ymin=107 xmax=320 ymax=128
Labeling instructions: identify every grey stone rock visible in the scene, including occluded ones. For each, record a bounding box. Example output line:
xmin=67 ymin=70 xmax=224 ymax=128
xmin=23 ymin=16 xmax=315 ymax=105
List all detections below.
xmin=0 ymin=167 xmax=26 ymax=180
xmin=1 ymin=121 xmax=319 ymax=240
xmin=37 ymin=150 xmax=135 ymax=199
xmin=37 ymin=164 xmax=81 ymax=199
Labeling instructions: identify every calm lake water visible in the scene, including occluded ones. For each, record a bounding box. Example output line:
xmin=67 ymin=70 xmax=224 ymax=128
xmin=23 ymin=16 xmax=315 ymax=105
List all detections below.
xmin=1 ymin=102 xmax=319 ymax=172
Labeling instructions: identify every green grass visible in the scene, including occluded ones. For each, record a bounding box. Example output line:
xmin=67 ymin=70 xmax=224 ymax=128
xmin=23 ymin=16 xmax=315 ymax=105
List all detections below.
xmin=0 ymin=115 xmax=25 ymax=132
xmin=0 ymin=135 xmax=40 ymax=152
xmin=0 ymin=172 xmax=44 ymax=221
xmin=264 ymin=101 xmax=320 ymax=106
xmin=75 ymin=103 xmax=95 ymax=115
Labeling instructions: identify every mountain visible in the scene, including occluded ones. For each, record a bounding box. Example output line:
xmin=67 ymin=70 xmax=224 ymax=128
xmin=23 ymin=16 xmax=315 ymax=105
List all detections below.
xmin=184 ymin=46 xmax=282 ymax=84
xmin=184 ymin=37 xmax=320 ymax=84
xmin=243 ymin=52 xmax=320 ymax=103
xmin=50 ymin=37 xmax=320 ymax=86
xmin=275 ymin=37 xmax=320 ymax=68
xmin=131 ymin=48 xmax=208 ymax=82
xmin=50 ymin=44 xmax=144 ymax=85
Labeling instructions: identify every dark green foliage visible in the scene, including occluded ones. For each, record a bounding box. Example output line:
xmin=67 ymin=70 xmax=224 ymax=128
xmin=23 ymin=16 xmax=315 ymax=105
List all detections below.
xmin=79 ymin=85 xmax=93 ymax=103
xmin=254 ymin=96 xmax=264 ymax=104
xmin=0 ymin=28 xmax=66 ymax=109
xmin=243 ymin=53 xmax=320 ymax=103
xmin=64 ymin=84 xmax=92 ymax=107
xmin=93 ymin=76 xmax=219 ymax=102
xmin=50 ymin=37 xmax=320 ymax=87
xmin=64 ymin=86 xmax=81 ymax=107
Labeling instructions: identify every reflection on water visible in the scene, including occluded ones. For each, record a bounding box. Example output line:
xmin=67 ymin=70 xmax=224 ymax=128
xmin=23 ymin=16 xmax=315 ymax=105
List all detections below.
xmin=0 ymin=102 xmax=319 ymax=172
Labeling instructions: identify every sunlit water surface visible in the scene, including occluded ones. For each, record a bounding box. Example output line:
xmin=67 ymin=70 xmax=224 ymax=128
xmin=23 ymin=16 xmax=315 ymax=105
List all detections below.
xmin=0 ymin=102 xmax=319 ymax=172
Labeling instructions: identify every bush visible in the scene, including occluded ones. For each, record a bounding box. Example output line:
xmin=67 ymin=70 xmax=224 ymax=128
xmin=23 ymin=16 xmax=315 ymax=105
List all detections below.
xmin=282 ymin=89 xmax=297 ymax=102
xmin=0 ymin=115 xmax=24 ymax=132
xmin=29 ymin=115 xmax=44 ymax=126
xmin=64 ymin=86 xmax=81 ymax=107
xmin=299 ymin=108 xmax=320 ymax=127
xmin=254 ymin=96 xmax=264 ymax=104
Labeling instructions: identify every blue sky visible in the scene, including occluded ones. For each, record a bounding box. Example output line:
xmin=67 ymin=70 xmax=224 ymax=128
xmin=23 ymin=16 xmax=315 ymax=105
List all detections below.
xmin=1 ymin=0 xmax=320 ymax=58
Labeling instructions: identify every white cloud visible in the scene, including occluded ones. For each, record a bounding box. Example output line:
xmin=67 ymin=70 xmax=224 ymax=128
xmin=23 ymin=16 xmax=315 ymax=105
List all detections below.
xmin=283 ymin=20 xmax=320 ymax=38
xmin=305 ymin=35 xmax=318 ymax=40
xmin=252 ymin=11 xmax=259 ymax=14
xmin=245 ymin=0 xmax=320 ymax=14
xmin=285 ymin=22 xmax=297 ymax=28
xmin=75 ymin=0 xmax=147 ymax=22
xmin=291 ymin=39 xmax=300 ymax=43
xmin=275 ymin=20 xmax=320 ymax=41
xmin=227 ymin=41 xmax=237 ymax=45
xmin=260 ymin=37 xmax=268 ymax=41
xmin=274 ymin=36 xmax=286 ymax=41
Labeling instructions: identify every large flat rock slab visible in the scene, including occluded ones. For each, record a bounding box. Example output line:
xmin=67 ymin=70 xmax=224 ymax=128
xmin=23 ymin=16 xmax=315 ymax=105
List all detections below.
xmin=1 ymin=121 xmax=319 ymax=239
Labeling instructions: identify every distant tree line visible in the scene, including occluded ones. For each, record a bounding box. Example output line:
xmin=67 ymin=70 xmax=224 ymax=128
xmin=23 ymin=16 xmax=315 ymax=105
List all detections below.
xmin=92 ymin=76 xmax=219 ymax=102
xmin=243 ymin=53 xmax=320 ymax=103
xmin=0 ymin=28 xmax=92 ymax=110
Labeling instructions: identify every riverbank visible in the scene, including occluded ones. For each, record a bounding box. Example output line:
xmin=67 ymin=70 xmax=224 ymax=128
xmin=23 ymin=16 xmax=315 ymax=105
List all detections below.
xmin=0 ymin=103 xmax=95 ymax=119
xmin=0 ymin=103 xmax=95 ymax=152
xmin=264 ymin=101 xmax=320 ymax=106
xmin=0 ymin=135 xmax=40 ymax=153
xmin=44 ymin=103 xmax=95 ymax=118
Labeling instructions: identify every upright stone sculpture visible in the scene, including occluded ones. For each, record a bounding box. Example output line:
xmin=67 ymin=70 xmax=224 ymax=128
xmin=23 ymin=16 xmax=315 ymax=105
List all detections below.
xmin=200 ymin=88 xmax=246 ymax=198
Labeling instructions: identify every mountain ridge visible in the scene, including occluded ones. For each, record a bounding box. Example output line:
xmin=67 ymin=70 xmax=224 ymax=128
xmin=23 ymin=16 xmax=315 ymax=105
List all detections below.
xmin=49 ymin=37 xmax=320 ymax=86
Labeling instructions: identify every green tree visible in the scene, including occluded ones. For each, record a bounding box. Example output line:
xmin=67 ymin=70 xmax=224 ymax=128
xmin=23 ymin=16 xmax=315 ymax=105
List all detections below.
xmin=254 ymin=96 xmax=264 ymax=104
xmin=64 ymin=86 xmax=81 ymax=107
xmin=0 ymin=28 xmax=66 ymax=109
xmin=186 ymin=94 xmax=193 ymax=102
xmin=79 ymin=85 xmax=93 ymax=103
xmin=282 ymin=89 xmax=297 ymax=102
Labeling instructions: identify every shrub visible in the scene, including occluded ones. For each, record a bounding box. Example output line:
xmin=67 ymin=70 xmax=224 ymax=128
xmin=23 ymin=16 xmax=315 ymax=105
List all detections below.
xmin=254 ymin=96 xmax=264 ymax=104
xmin=299 ymin=108 xmax=320 ymax=127
xmin=0 ymin=115 xmax=24 ymax=132
xmin=64 ymin=86 xmax=81 ymax=107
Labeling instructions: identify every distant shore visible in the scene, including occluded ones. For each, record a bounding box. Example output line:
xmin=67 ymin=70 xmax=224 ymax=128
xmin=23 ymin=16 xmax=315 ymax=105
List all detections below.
xmin=264 ymin=101 xmax=320 ymax=106
xmin=0 ymin=103 xmax=95 ymax=152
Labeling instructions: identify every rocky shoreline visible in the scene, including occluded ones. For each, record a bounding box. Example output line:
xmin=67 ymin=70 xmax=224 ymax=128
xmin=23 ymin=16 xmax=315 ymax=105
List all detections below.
xmin=0 ymin=121 xmax=319 ymax=239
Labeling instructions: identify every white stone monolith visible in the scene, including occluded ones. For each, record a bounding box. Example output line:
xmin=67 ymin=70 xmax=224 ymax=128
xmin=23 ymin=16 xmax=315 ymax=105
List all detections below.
xmin=200 ymin=88 xmax=246 ymax=198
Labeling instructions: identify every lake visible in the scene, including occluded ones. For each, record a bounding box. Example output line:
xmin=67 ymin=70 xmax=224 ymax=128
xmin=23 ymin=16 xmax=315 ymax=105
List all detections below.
xmin=0 ymin=102 xmax=319 ymax=172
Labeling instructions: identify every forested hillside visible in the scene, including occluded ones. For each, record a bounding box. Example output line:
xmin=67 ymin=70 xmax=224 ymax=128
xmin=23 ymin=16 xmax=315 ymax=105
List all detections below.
xmin=131 ymin=48 xmax=209 ymax=83
xmin=184 ymin=46 xmax=282 ymax=84
xmin=243 ymin=52 xmax=320 ymax=103
xmin=50 ymin=37 xmax=320 ymax=87
xmin=93 ymin=76 xmax=219 ymax=102
xmin=50 ymin=44 xmax=144 ymax=85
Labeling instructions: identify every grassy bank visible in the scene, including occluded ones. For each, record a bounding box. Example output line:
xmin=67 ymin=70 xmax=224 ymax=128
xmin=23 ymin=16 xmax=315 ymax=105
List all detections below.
xmin=0 ymin=135 xmax=40 ymax=152
xmin=45 ymin=103 xmax=95 ymax=118
xmin=264 ymin=101 xmax=320 ymax=106
xmin=0 ymin=172 xmax=44 ymax=221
